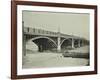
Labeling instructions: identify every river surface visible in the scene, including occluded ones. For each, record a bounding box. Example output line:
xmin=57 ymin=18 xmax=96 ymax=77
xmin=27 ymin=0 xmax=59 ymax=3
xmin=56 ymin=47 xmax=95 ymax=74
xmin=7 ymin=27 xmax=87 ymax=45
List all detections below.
xmin=22 ymin=50 xmax=89 ymax=69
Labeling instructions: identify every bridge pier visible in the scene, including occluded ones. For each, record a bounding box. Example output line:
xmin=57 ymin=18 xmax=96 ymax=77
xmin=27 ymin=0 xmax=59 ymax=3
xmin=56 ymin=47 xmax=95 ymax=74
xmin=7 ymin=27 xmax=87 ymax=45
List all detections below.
xmin=81 ymin=40 xmax=85 ymax=46
xmin=71 ymin=38 xmax=75 ymax=49
xmin=38 ymin=45 xmax=43 ymax=52
xmin=57 ymin=37 xmax=61 ymax=52
xmin=57 ymin=32 xmax=61 ymax=52
xmin=78 ymin=39 xmax=81 ymax=47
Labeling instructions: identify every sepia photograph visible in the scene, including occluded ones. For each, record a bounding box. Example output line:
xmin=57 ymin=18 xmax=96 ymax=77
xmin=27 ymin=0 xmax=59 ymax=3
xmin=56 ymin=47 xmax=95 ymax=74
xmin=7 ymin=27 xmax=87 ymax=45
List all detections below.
xmin=22 ymin=11 xmax=90 ymax=69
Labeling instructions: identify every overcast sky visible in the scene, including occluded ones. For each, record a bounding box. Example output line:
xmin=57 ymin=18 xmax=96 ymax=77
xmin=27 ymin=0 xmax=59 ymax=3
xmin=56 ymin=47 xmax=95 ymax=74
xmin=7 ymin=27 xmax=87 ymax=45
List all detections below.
xmin=23 ymin=11 xmax=90 ymax=40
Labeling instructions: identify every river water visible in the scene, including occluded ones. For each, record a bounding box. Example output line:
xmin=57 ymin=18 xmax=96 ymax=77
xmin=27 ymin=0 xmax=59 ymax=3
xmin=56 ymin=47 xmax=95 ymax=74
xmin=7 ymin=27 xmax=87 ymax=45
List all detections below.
xmin=22 ymin=50 xmax=89 ymax=69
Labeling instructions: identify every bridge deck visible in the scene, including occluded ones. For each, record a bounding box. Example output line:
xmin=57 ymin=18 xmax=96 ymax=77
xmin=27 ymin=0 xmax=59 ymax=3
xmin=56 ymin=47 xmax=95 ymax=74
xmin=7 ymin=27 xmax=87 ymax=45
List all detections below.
xmin=24 ymin=27 xmax=84 ymax=39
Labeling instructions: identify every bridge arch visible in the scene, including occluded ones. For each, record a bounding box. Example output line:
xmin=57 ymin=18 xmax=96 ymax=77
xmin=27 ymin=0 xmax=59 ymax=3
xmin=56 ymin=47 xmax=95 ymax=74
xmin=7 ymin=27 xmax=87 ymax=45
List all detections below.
xmin=60 ymin=38 xmax=72 ymax=46
xmin=29 ymin=36 xmax=57 ymax=52
xmin=60 ymin=38 xmax=72 ymax=50
xmin=30 ymin=36 xmax=57 ymax=46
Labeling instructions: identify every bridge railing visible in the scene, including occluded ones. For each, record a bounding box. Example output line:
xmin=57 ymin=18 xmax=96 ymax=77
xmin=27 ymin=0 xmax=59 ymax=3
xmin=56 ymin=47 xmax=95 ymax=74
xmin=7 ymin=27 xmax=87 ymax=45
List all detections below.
xmin=24 ymin=27 xmax=58 ymax=36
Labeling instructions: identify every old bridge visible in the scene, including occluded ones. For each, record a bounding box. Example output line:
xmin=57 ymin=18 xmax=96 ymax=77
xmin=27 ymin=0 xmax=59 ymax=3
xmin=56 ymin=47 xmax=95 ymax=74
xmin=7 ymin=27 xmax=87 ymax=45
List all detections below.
xmin=23 ymin=26 xmax=89 ymax=56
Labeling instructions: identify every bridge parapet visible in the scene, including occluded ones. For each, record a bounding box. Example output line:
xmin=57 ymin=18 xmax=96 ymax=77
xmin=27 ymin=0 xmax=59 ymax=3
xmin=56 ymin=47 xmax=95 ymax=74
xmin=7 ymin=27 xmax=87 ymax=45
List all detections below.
xmin=61 ymin=33 xmax=81 ymax=39
xmin=61 ymin=33 xmax=73 ymax=39
xmin=24 ymin=27 xmax=58 ymax=37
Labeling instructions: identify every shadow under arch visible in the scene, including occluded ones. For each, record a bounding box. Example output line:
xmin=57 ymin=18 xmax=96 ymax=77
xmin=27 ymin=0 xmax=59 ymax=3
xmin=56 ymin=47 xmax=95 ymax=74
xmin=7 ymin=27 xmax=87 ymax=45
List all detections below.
xmin=60 ymin=38 xmax=72 ymax=50
xmin=30 ymin=36 xmax=57 ymax=52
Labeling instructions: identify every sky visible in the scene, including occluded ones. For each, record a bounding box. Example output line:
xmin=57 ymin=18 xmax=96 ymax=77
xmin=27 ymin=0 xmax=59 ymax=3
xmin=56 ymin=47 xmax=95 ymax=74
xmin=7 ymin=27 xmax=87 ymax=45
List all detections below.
xmin=23 ymin=11 xmax=90 ymax=40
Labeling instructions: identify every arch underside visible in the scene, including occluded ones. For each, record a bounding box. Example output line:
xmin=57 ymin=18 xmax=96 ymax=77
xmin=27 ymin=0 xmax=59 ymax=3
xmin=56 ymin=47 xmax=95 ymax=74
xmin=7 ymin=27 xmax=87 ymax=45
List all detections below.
xmin=32 ymin=38 xmax=57 ymax=52
xmin=61 ymin=38 xmax=82 ymax=50
xmin=61 ymin=38 xmax=72 ymax=50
